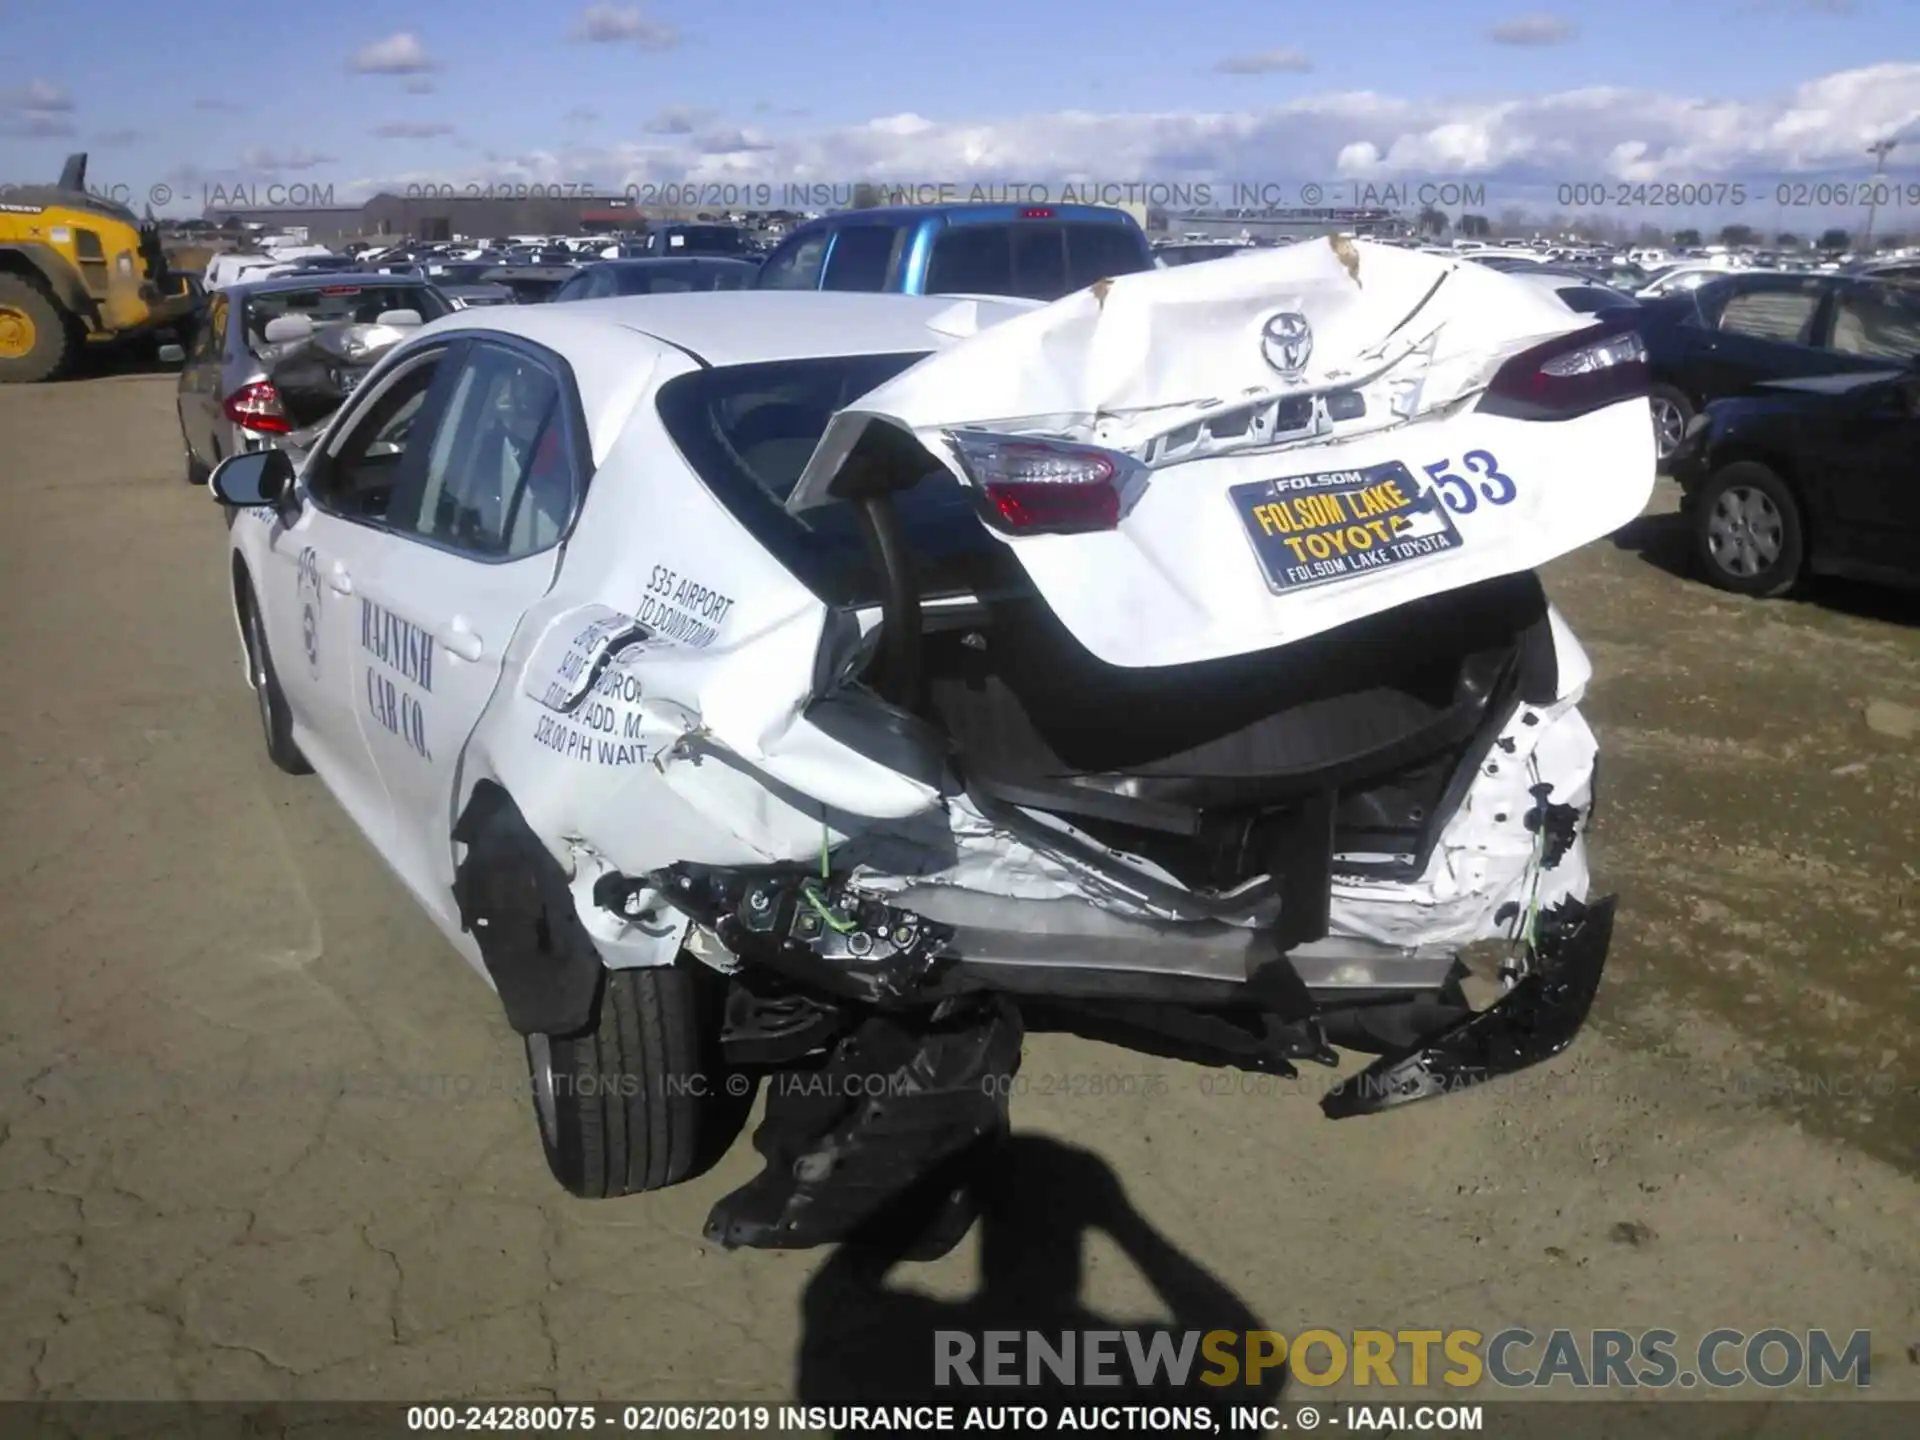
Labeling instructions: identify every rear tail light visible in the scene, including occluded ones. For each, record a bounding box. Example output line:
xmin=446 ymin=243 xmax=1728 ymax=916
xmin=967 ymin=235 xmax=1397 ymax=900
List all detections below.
xmin=949 ymin=432 xmax=1146 ymax=534
xmin=1020 ymin=208 xmax=1055 ymax=219
xmin=225 ymin=380 xmax=290 ymax=434
xmin=1476 ymin=312 xmax=1648 ymax=421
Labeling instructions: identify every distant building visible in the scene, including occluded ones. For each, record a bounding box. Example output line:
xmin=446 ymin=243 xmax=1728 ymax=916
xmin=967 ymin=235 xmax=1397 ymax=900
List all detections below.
xmin=1155 ymin=207 xmax=1407 ymax=241
xmin=200 ymin=192 xmax=676 ymax=245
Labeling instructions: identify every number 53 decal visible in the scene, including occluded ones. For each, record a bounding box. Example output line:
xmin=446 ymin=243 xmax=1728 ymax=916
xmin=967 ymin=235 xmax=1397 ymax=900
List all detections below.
xmin=1422 ymin=450 xmax=1516 ymax=514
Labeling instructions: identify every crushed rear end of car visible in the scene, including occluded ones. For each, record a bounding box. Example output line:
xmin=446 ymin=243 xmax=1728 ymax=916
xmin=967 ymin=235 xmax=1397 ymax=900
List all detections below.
xmin=485 ymin=243 xmax=1654 ymax=1246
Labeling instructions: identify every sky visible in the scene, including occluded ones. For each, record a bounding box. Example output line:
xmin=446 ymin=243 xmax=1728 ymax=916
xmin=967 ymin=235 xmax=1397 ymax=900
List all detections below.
xmin=2 ymin=1 xmax=1918 ymax=230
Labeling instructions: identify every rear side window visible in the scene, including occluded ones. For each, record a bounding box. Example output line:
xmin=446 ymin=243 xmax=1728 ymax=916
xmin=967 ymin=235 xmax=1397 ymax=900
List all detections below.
xmin=757 ymin=232 xmax=828 ymax=290
xmin=821 ymin=226 xmax=906 ymax=291
xmin=401 ymin=344 xmax=569 ymax=558
xmin=1716 ymin=287 xmax=1820 ymax=344
xmin=1829 ymin=285 xmax=1920 ymax=361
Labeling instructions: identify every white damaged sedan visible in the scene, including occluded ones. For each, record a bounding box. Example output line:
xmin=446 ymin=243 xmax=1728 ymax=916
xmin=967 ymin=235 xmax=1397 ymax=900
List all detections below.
xmin=210 ymin=238 xmax=1652 ymax=1251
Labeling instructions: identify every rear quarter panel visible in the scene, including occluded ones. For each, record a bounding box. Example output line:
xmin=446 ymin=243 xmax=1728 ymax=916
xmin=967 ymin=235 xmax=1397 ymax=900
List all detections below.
xmin=464 ymin=356 xmax=930 ymax=878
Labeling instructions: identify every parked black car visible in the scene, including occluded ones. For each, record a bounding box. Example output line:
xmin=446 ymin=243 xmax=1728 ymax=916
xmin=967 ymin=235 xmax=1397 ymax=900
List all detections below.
xmin=547 ymin=257 xmax=759 ymax=301
xmin=1667 ymin=368 xmax=1920 ymax=596
xmin=1639 ymin=272 xmax=1920 ymax=465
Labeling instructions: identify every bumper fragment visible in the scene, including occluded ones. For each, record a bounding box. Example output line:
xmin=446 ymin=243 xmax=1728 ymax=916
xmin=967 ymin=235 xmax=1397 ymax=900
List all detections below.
xmin=1320 ymin=895 xmax=1614 ymax=1118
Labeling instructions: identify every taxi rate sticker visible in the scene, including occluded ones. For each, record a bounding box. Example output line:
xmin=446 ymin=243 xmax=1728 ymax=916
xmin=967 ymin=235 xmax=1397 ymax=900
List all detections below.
xmin=1230 ymin=460 xmax=1463 ymax=594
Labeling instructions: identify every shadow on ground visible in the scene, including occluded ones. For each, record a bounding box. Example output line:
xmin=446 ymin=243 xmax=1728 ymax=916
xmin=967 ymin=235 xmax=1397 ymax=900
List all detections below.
xmin=1611 ymin=509 xmax=1920 ymax=627
xmin=795 ymin=1135 xmax=1283 ymax=1437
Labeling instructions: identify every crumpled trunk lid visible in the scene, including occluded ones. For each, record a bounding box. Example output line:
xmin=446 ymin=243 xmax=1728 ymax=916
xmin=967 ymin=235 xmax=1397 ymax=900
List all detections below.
xmin=788 ymin=237 xmax=1655 ymax=669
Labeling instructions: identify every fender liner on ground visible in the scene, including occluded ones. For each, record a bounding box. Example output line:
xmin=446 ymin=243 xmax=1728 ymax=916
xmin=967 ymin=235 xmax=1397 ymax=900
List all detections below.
xmin=452 ymin=781 xmax=607 ymax=1036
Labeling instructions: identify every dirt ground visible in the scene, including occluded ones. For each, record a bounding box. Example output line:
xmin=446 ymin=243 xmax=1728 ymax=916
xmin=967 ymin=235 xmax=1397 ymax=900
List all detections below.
xmin=1 ymin=375 xmax=1916 ymax=1419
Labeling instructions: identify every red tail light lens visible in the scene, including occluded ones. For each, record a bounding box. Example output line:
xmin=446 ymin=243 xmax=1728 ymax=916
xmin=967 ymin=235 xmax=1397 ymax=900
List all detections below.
xmin=1020 ymin=208 xmax=1055 ymax=219
xmin=225 ymin=380 xmax=290 ymax=434
xmin=949 ymin=433 xmax=1145 ymax=534
xmin=1476 ymin=312 xmax=1649 ymax=421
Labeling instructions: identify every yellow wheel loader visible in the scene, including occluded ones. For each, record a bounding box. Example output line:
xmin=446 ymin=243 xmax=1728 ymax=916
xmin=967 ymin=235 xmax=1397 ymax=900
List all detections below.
xmin=0 ymin=154 xmax=200 ymax=383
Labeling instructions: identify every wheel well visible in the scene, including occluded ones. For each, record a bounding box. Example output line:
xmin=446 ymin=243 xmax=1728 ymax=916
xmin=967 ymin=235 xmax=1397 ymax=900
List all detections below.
xmin=1648 ymin=372 xmax=1697 ymax=410
xmin=231 ymin=554 xmax=253 ymax=618
xmin=452 ymin=780 xmax=607 ymax=1037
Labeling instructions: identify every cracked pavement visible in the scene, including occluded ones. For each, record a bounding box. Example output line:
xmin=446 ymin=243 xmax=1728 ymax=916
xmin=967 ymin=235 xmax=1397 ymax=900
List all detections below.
xmin=0 ymin=376 xmax=1916 ymax=1409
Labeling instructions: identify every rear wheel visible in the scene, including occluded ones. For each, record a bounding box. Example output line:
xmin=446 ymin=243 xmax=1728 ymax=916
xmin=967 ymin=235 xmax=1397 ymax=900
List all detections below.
xmin=1693 ymin=462 xmax=1804 ymax=598
xmin=0 ymin=274 xmax=75 ymax=384
xmin=525 ymin=963 xmax=751 ymax=1198
xmin=239 ymin=581 xmax=313 ymax=774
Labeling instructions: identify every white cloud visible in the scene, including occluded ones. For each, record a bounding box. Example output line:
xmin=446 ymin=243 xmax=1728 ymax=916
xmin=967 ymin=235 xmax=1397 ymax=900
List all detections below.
xmin=1488 ymin=13 xmax=1579 ymax=45
xmin=349 ymin=33 xmax=439 ymax=75
xmin=239 ymin=147 xmax=338 ymax=172
xmin=645 ymin=105 xmax=715 ymax=134
xmin=323 ymin=64 xmax=1920 ymax=219
xmin=1215 ymin=49 xmax=1313 ymax=75
xmin=6 ymin=78 xmax=74 ymax=111
xmin=372 ymin=121 xmax=455 ymax=139
xmin=1 ymin=114 xmax=75 ymax=138
xmin=1 ymin=78 xmax=76 ymax=136
xmin=570 ymin=5 xmax=680 ymax=48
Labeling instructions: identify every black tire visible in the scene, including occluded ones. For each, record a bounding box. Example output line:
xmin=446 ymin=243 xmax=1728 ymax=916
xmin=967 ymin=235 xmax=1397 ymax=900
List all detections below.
xmin=0 ymin=273 xmax=76 ymax=384
xmin=1693 ymin=461 xmax=1805 ymax=598
xmin=239 ymin=581 xmax=313 ymax=774
xmin=1648 ymin=383 xmax=1693 ymax=466
xmin=183 ymin=419 xmax=210 ymax=485
xmin=526 ymin=963 xmax=752 ymax=1198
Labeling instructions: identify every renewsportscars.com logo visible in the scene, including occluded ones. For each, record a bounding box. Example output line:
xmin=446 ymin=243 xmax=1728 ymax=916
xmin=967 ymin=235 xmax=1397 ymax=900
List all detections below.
xmin=933 ymin=1328 xmax=1873 ymax=1390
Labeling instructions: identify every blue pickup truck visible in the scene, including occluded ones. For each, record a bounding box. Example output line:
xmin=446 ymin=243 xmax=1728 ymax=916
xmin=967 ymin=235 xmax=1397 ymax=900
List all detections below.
xmin=752 ymin=203 xmax=1155 ymax=302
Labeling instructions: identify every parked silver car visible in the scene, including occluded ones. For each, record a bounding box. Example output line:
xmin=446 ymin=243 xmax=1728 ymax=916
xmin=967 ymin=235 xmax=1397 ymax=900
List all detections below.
xmin=171 ymin=273 xmax=453 ymax=484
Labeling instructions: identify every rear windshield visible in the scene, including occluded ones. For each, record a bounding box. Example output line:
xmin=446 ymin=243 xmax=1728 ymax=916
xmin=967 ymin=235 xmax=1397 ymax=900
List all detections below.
xmin=608 ymin=261 xmax=753 ymax=295
xmin=1557 ymin=286 xmax=1636 ymax=314
xmin=654 ymin=352 xmax=995 ymax=605
xmin=925 ymin=220 xmax=1151 ymax=300
xmin=427 ymin=264 xmax=497 ymax=285
xmin=655 ymin=226 xmax=752 ymax=256
xmin=243 ymin=284 xmax=449 ymax=352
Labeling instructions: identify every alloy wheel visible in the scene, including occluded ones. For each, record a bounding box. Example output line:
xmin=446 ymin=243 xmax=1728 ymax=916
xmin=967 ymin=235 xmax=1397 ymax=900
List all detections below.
xmin=1705 ymin=484 xmax=1784 ymax=577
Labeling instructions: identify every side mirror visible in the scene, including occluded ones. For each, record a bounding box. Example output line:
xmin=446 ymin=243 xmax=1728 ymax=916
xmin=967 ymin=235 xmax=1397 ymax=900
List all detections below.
xmin=208 ymin=447 xmax=296 ymax=509
xmin=263 ymin=314 xmax=313 ymax=345
xmin=157 ymin=343 xmax=186 ymax=365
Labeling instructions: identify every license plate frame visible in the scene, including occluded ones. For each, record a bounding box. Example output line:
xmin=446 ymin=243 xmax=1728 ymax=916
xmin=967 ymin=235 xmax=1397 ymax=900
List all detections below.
xmin=1229 ymin=460 xmax=1465 ymax=595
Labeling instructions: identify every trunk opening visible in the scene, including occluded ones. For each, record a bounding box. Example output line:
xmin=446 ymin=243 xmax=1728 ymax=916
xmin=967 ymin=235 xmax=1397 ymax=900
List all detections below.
xmin=821 ymin=489 xmax=1561 ymax=934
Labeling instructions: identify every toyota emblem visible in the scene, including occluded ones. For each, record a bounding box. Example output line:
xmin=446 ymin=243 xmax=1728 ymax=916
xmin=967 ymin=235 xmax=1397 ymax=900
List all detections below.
xmin=1261 ymin=312 xmax=1313 ymax=375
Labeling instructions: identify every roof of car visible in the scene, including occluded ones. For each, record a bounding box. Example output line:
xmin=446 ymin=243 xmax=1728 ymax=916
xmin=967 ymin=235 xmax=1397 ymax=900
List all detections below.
xmin=793 ymin=202 xmax=1140 ymax=229
xmin=583 ymin=256 xmax=760 ymax=268
xmin=420 ymin=289 xmax=1042 ymax=369
xmin=225 ymin=271 xmax=438 ymax=299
